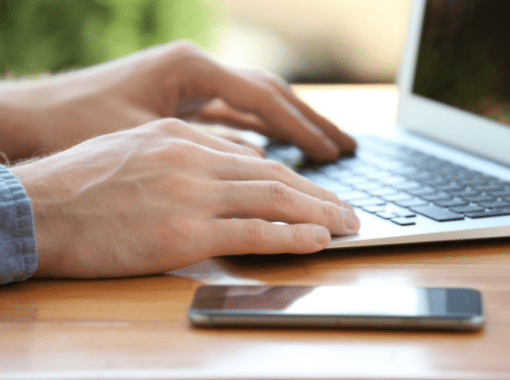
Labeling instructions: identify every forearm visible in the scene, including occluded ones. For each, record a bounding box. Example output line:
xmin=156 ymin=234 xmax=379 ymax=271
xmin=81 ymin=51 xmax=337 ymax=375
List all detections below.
xmin=0 ymin=76 xmax=102 ymax=160
xmin=0 ymin=60 xmax=158 ymax=162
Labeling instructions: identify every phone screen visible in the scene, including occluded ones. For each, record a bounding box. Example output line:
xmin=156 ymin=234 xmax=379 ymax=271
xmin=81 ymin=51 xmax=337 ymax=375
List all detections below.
xmin=189 ymin=285 xmax=484 ymax=330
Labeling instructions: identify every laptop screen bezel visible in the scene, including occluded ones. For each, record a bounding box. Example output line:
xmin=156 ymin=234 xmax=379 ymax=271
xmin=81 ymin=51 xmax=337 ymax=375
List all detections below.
xmin=397 ymin=0 xmax=510 ymax=167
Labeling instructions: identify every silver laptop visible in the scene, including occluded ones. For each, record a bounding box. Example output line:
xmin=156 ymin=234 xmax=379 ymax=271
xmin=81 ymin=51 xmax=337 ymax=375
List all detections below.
xmin=267 ymin=0 xmax=510 ymax=249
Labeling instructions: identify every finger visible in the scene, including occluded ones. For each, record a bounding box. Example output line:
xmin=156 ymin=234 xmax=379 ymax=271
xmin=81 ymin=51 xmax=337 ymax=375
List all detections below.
xmin=226 ymin=79 xmax=341 ymax=161
xmin=181 ymin=98 xmax=268 ymax=132
xmin=207 ymin=153 xmax=352 ymax=208
xmin=211 ymin=180 xmax=360 ymax=236
xmin=248 ymin=71 xmax=358 ymax=153
xmin=208 ymin=219 xmax=332 ymax=255
xmin=283 ymin=95 xmax=357 ymax=154
xmin=176 ymin=98 xmax=266 ymax=130
xmin=188 ymin=60 xmax=342 ymax=161
xmin=188 ymin=148 xmax=354 ymax=209
xmin=181 ymin=100 xmax=268 ymax=156
xmin=218 ymin=134 xmax=266 ymax=157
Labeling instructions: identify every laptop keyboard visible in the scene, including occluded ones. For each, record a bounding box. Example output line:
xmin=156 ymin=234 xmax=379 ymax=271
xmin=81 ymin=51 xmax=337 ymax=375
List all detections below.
xmin=266 ymin=135 xmax=510 ymax=226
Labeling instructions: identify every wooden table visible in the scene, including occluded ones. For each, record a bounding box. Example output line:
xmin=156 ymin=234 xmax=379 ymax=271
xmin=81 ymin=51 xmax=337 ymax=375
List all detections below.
xmin=2 ymin=85 xmax=510 ymax=380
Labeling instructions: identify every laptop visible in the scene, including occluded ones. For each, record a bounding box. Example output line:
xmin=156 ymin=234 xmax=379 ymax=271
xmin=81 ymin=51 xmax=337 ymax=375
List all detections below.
xmin=267 ymin=0 xmax=510 ymax=249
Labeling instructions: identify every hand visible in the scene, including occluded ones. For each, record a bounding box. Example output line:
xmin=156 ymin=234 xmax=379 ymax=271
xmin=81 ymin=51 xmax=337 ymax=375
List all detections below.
xmin=11 ymin=119 xmax=360 ymax=279
xmin=0 ymin=42 xmax=355 ymax=161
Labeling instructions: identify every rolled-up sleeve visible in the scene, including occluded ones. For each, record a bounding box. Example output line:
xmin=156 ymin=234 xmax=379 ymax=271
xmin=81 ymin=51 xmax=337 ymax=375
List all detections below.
xmin=0 ymin=164 xmax=37 ymax=285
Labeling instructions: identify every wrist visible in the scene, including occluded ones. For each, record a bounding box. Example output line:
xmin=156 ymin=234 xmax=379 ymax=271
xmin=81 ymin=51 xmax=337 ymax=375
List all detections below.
xmin=9 ymin=161 xmax=70 ymax=278
xmin=0 ymin=81 xmax=48 ymax=160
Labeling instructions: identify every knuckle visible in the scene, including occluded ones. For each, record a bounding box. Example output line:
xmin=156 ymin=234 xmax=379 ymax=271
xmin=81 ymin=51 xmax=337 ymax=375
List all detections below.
xmin=321 ymin=187 xmax=340 ymax=204
xmin=161 ymin=42 xmax=210 ymax=78
xmin=160 ymin=118 xmax=188 ymax=133
xmin=169 ymin=40 xmax=202 ymax=59
xmin=155 ymin=138 xmax=202 ymax=165
xmin=251 ymin=81 xmax=279 ymax=103
xmin=291 ymin=225 xmax=326 ymax=252
xmin=267 ymin=161 xmax=292 ymax=183
xmin=267 ymin=181 xmax=293 ymax=209
xmin=246 ymin=219 xmax=271 ymax=247
xmin=290 ymin=226 xmax=304 ymax=247
xmin=145 ymin=118 xmax=188 ymax=139
xmin=322 ymin=202 xmax=341 ymax=227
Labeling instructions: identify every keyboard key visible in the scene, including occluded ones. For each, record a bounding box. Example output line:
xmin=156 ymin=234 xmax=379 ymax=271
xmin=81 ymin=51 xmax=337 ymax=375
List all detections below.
xmin=303 ymin=175 xmax=352 ymax=194
xmin=435 ymin=181 xmax=465 ymax=192
xmin=434 ymin=197 xmax=469 ymax=208
xmin=356 ymin=181 xmax=386 ymax=191
xmin=450 ymin=187 xmax=480 ymax=197
xmin=410 ymin=204 xmax=464 ymax=222
xmin=368 ymin=186 xmax=399 ymax=196
xmin=395 ymin=197 xmax=429 ymax=208
xmin=419 ymin=175 xmax=449 ymax=187
xmin=325 ymin=170 xmax=364 ymax=183
xmin=405 ymin=186 xmax=437 ymax=196
xmin=462 ymin=193 xmax=496 ymax=203
xmin=362 ymin=204 xmax=388 ymax=213
xmin=392 ymin=180 xmax=422 ymax=191
xmin=491 ymin=189 xmax=510 ymax=197
xmin=479 ymin=199 xmax=510 ymax=209
xmin=335 ymin=190 xmax=371 ymax=201
xmin=325 ymin=183 xmax=353 ymax=194
xmin=349 ymin=197 xmax=386 ymax=207
xmin=391 ymin=217 xmax=417 ymax=226
xmin=380 ymin=175 xmax=409 ymax=186
xmin=450 ymin=204 xmax=485 ymax=214
xmin=473 ymin=183 xmax=505 ymax=192
xmin=381 ymin=192 xmax=414 ymax=202
xmin=420 ymin=191 xmax=451 ymax=202
xmin=376 ymin=204 xmax=416 ymax=219
xmin=407 ymin=171 xmax=437 ymax=182
xmin=466 ymin=208 xmax=510 ymax=218
xmin=460 ymin=176 xmax=492 ymax=186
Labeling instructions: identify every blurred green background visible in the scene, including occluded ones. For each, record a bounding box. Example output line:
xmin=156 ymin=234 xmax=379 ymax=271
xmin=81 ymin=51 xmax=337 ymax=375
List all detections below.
xmin=0 ymin=1 xmax=411 ymax=83
xmin=0 ymin=0 xmax=216 ymax=76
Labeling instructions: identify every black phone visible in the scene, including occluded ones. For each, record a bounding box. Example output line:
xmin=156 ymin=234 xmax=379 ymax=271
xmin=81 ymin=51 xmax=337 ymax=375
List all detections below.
xmin=188 ymin=285 xmax=484 ymax=331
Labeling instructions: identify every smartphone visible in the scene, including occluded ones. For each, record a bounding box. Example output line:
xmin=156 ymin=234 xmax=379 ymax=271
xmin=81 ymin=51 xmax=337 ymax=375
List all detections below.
xmin=188 ymin=285 xmax=484 ymax=331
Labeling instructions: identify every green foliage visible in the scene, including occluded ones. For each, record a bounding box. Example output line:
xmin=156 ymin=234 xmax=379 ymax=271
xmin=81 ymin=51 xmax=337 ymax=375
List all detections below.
xmin=0 ymin=0 xmax=216 ymax=76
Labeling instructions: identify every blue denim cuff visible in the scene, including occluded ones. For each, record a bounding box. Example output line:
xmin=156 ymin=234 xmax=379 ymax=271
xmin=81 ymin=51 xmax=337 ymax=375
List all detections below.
xmin=0 ymin=164 xmax=37 ymax=285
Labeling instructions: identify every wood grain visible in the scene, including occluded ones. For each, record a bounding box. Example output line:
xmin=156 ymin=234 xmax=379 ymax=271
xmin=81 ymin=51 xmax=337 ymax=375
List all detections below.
xmin=2 ymin=85 xmax=509 ymax=380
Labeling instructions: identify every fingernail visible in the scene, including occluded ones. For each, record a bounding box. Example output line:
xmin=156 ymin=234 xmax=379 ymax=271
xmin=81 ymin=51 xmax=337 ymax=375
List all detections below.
xmin=340 ymin=207 xmax=360 ymax=234
xmin=312 ymin=225 xmax=331 ymax=246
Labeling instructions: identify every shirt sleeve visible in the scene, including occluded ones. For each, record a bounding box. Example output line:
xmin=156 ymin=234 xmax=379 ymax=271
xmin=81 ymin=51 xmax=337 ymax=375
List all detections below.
xmin=0 ymin=164 xmax=37 ymax=285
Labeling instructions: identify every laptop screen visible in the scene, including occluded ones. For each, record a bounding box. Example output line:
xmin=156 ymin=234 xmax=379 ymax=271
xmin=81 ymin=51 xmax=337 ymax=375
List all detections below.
xmin=412 ymin=0 xmax=510 ymax=128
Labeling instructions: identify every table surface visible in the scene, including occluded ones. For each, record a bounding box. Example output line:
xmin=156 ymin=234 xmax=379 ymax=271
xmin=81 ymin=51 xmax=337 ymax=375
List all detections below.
xmin=2 ymin=85 xmax=510 ymax=380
